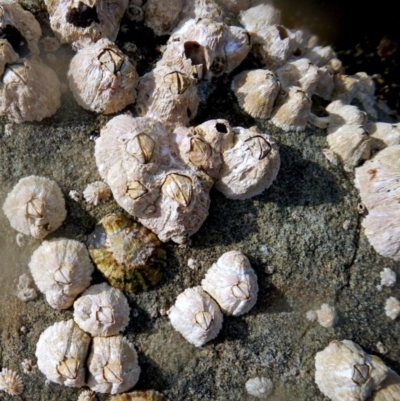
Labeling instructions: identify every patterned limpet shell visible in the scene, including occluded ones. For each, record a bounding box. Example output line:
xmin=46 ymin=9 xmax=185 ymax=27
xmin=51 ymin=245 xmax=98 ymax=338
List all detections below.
xmin=107 ymin=390 xmax=167 ymax=401
xmin=88 ymin=213 xmax=166 ymax=292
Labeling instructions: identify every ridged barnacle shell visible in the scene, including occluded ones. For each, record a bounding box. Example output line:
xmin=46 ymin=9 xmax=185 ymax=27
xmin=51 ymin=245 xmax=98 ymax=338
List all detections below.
xmin=315 ymin=340 xmax=388 ymax=401
xmin=95 ymin=115 xmax=170 ymax=217
xmin=201 ymin=250 xmax=258 ymax=316
xmin=44 ymin=0 xmax=128 ymax=49
xmin=29 ymin=238 xmax=94 ymax=309
xmin=87 ymin=335 xmax=140 ymax=394
xmin=385 ymin=297 xmax=400 ymax=320
xmin=168 ymin=286 xmax=223 ymax=347
xmin=107 ymin=390 xmax=167 ymax=401
xmin=0 ymin=368 xmax=23 ymax=395
xmin=88 ymin=213 xmax=166 ymax=292
xmin=78 ymin=390 xmax=97 ymax=401
xmin=270 ymin=86 xmax=312 ymax=132
xmin=326 ymin=124 xmax=371 ymax=172
xmin=354 ymin=145 xmax=400 ymax=260
xmin=83 ymin=181 xmax=112 ymax=205
xmin=2 ymin=175 xmax=66 ymax=239
xmin=68 ymin=38 xmax=139 ymax=114
xmin=245 ymin=376 xmax=273 ymax=399
xmin=36 ymin=319 xmax=91 ymax=387
xmin=171 ymin=119 xmax=234 ymax=181
xmin=366 ymin=122 xmax=400 ymax=151
xmin=73 ymin=283 xmax=130 ymax=336
xmin=0 ymin=58 xmax=61 ymax=123
xmin=238 ymin=2 xmax=281 ymax=32
xmin=135 ymin=57 xmax=199 ymax=129
xmin=315 ymin=303 xmax=338 ymax=328
xmin=0 ymin=0 xmax=42 ymax=57
xmin=0 ymin=39 xmax=18 ymax=76
xmin=370 ymin=369 xmax=400 ymax=401
xmin=326 ymin=100 xmax=367 ymax=134
xmin=231 ymin=69 xmax=280 ymax=119
xmin=215 ymin=126 xmax=280 ymax=199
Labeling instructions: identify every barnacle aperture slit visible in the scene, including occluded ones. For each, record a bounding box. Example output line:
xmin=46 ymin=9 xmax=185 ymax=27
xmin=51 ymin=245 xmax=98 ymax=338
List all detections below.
xmin=66 ymin=2 xmax=99 ymax=28
xmin=87 ymin=213 xmax=166 ymax=292
xmin=184 ymin=41 xmax=206 ymax=76
xmin=0 ymin=25 xmax=29 ymax=57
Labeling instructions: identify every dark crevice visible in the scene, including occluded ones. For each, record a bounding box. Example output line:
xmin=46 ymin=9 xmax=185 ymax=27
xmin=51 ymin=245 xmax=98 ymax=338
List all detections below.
xmin=66 ymin=2 xmax=99 ymax=28
xmin=0 ymin=25 xmax=30 ymax=58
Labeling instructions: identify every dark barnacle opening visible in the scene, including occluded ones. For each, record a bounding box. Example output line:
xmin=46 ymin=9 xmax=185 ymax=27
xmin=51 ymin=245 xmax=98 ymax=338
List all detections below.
xmin=66 ymin=2 xmax=99 ymax=29
xmin=277 ymin=25 xmax=289 ymax=40
xmin=184 ymin=41 xmax=207 ymax=78
xmin=0 ymin=25 xmax=30 ymax=58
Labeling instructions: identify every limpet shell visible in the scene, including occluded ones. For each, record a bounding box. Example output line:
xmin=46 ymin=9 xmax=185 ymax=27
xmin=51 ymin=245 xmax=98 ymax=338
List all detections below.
xmin=29 ymin=238 xmax=94 ymax=309
xmin=107 ymin=390 xmax=167 ymax=401
xmin=88 ymin=213 xmax=166 ymax=292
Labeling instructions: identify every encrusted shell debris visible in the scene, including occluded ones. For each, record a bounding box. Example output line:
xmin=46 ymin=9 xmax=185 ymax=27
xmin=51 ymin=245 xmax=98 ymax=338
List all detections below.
xmin=44 ymin=0 xmax=129 ymax=49
xmin=29 ymin=238 xmax=94 ymax=309
xmin=107 ymin=390 xmax=167 ymax=401
xmin=143 ymin=0 xmax=184 ymax=36
xmin=231 ymin=69 xmax=280 ymax=119
xmin=380 ymin=268 xmax=396 ymax=288
xmin=86 ymin=335 xmax=140 ymax=394
xmin=384 ymin=297 xmax=400 ymax=320
xmin=2 ymin=175 xmax=66 ymax=239
xmin=315 ymin=340 xmax=389 ymax=401
xmin=201 ymin=250 xmax=258 ymax=316
xmin=21 ymin=359 xmax=37 ymax=375
xmin=68 ymin=38 xmax=139 ymax=114
xmin=83 ymin=181 xmax=112 ymax=205
xmin=315 ymin=303 xmax=338 ymax=328
xmin=73 ymin=283 xmax=130 ymax=337
xmin=0 ymin=59 xmax=61 ymax=123
xmin=168 ymin=286 xmax=223 ymax=347
xmin=87 ymin=213 xmax=166 ymax=292
xmin=215 ymin=126 xmax=280 ymax=199
xmin=0 ymin=0 xmax=42 ymax=57
xmin=245 ymin=376 xmax=273 ymax=399
xmin=36 ymin=319 xmax=91 ymax=388
xmin=0 ymin=368 xmax=24 ymax=395
xmin=16 ymin=273 xmax=38 ymax=302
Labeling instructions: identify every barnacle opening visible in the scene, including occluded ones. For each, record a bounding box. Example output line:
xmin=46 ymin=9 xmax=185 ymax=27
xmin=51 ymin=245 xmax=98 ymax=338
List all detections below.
xmin=0 ymin=26 xmax=30 ymax=57
xmin=164 ymin=71 xmax=190 ymax=95
xmin=26 ymin=198 xmax=44 ymax=219
xmin=96 ymin=306 xmax=115 ymax=324
xmin=245 ymin=136 xmax=272 ymax=160
xmin=103 ymin=362 xmax=123 ymax=384
xmin=195 ymin=310 xmax=212 ymax=331
xmin=127 ymin=180 xmax=148 ymax=200
xmin=57 ymin=357 xmax=79 ymax=379
xmin=126 ymin=133 xmax=155 ymax=164
xmin=209 ymin=56 xmax=226 ymax=76
xmin=161 ymin=174 xmax=193 ymax=207
xmin=231 ymin=281 xmax=250 ymax=300
xmin=66 ymin=2 xmax=99 ymax=28
xmin=53 ymin=264 xmax=73 ymax=286
xmin=215 ymin=122 xmax=228 ymax=133
xmin=184 ymin=41 xmax=207 ymax=78
xmin=352 ymin=363 xmax=370 ymax=385
xmin=277 ymin=25 xmax=289 ymax=40
xmin=98 ymin=49 xmax=124 ymax=74
xmin=189 ymin=137 xmax=212 ymax=166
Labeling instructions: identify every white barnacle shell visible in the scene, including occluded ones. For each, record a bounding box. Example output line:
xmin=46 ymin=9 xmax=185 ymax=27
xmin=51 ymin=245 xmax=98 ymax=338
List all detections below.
xmin=0 ymin=39 xmax=19 ymax=76
xmin=315 ymin=340 xmax=389 ymax=401
xmin=326 ymin=100 xmax=367 ymax=134
xmin=68 ymin=38 xmax=139 ymax=114
xmin=2 ymin=175 xmax=66 ymax=239
xmin=270 ymin=86 xmax=312 ymax=132
xmin=304 ymin=45 xmax=337 ymax=67
xmin=201 ymin=250 xmax=258 ymax=316
xmin=238 ymin=2 xmax=281 ymax=32
xmin=87 ymin=335 xmax=140 ymax=394
xmin=29 ymin=238 xmax=94 ymax=309
xmin=0 ymin=0 xmax=42 ymax=56
xmin=366 ymin=122 xmax=400 ymax=152
xmin=354 ymin=145 xmax=400 ymax=260
xmin=83 ymin=181 xmax=112 ymax=205
xmin=36 ymin=319 xmax=91 ymax=387
xmin=315 ymin=303 xmax=338 ymax=328
xmin=0 ymin=368 xmax=24 ymax=395
xmin=44 ymin=0 xmax=128 ymax=49
xmin=380 ymin=268 xmax=396 ymax=288
xmin=77 ymin=389 xmax=97 ymax=401
xmin=231 ymin=69 xmax=280 ymax=119
xmin=215 ymin=126 xmax=280 ymax=199
xmin=135 ymin=57 xmax=199 ymax=129
xmin=73 ymin=283 xmax=130 ymax=336
xmin=245 ymin=376 xmax=273 ymax=399
xmin=0 ymin=59 xmax=61 ymax=123
xmin=370 ymin=369 xmax=400 ymax=401
xmin=385 ymin=297 xmax=400 ymax=320
xmin=314 ymin=65 xmax=335 ymax=100
xmin=326 ymin=125 xmax=371 ymax=172
xmin=224 ymin=25 xmax=251 ymax=74
xmin=168 ymin=286 xmax=223 ymax=347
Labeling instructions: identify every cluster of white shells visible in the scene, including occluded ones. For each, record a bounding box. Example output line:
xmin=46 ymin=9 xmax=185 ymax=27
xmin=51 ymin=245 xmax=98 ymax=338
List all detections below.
xmin=315 ymin=340 xmax=400 ymax=401
xmin=168 ymin=250 xmax=258 ymax=346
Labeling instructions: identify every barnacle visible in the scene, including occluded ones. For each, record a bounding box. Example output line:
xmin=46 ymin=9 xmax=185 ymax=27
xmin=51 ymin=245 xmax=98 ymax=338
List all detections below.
xmin=0 ymin=368 xmax=24 ymax=395
xmin=245 ymin=377 xmax=273 ymax=399
xmin=83 ymin=181 xmax=112 ymax=205
xmin=107 ymin=390 xmax=167 ymax=401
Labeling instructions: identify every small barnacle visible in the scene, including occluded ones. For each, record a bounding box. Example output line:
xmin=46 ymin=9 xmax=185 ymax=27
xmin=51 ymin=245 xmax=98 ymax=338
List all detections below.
xmin=270 ymin=87 xmax=312 ymax=132
xmin=87 ymin=335 xmax=140 ymax=394
xmin=68 ymin=38 xmax=139 ymax=114
xmin=44 ymin=0 xmax=128 ymax=49
xmin=245 ymin=377 xmax=273 ymax=399
xmin=380 ymin=268 xmax=396 ymax=288
xmin=168 ymin=286 xmax=223 ymax=347
xmin=83 ymin=181 xmax=112 ymax=205
xmin=16 ymin=273 xmax=38 ymax=302
xmin=0 ymin=368 xmax=23 ymax=395
xmin=231 ymin=69 xmax=280 ymax=119
xmin=78 ymin=389 xmax=97 ymax=401
xmin=326 ymin=100 xmax=367 ymax=134
xmin=238 ymin=2 xmax=281 ymax=32
xmin=107 ymin=389 xmax=167 ymax=400
xmin=201 ymin=250 xmax=258 ymax=316
xmin=385 ymin=297 xmax=400 ymax=320
xmin=69 ymin=189 xmax=82 ymax=201
xmin=125 ymin=3 xmax=143 ymax=22
xmin=21 ymin=359 xmax=37 ymax=375
xmin=306 ymin=309 xmax=317 ymax=322
xmin=315 ymin=303 xmax=338 ymax=328
xmin=315 ymin=340 xmax=388 ymax=401
xmin=88 ymin=213 xmax=166 ymax=292
xmin=2 ymin=175 xmax=66 ymax=239
xmin=29 ymin=238 xmax=94 ymax=309
xmin=366 ymin=122 xmax=400 ymax=151
xmin=36 ymin=319 xmax=91 ymax=387
xmin=73 ymin=283 xmax=130 ymax=337
xmin=0 ymin=59 xmax=61 ymax=123
xmin=0 ymin=0 xmax=42 ymax=57
xmin=215 ymin=126 xmax=280 ymax=200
